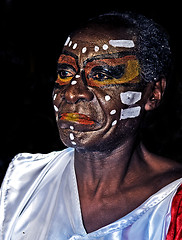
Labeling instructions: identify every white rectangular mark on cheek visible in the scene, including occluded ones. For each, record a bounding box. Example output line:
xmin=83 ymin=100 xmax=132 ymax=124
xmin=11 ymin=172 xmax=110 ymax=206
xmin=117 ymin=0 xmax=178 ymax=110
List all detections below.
xmin=120 ymin=106 xmax=141 ymax=120
xmin=120 ymin=91 xmax=142 ymax=105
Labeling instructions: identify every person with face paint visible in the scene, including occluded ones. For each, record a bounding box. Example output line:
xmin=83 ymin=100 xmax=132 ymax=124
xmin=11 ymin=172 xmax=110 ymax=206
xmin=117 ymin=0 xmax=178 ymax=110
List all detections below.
xmin=1 ymin=12 xmax=182 ymax=240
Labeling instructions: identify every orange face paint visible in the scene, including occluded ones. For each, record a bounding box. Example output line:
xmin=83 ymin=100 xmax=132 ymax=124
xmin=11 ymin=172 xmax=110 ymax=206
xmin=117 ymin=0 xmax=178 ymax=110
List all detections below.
xmin=56 ymin=54 xmax=78 ymax=86
xmin=60 ymin=113 xmax=95 ymax=125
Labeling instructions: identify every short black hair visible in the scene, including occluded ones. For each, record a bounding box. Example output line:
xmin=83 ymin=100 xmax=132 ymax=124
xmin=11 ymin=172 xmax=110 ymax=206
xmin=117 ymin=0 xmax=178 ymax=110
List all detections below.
xmin=88 ymin=11 xmax=172 ymax=83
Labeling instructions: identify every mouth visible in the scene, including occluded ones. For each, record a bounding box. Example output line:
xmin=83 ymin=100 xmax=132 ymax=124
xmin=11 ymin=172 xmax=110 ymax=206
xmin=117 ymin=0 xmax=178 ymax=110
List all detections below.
xmin=59 ymin=113 xmax=95 ymax=125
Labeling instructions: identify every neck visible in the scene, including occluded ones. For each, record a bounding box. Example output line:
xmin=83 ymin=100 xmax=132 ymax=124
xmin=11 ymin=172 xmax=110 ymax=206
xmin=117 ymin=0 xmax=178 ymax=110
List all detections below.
xmin=74 ymin=136 xmax=144 ymax=196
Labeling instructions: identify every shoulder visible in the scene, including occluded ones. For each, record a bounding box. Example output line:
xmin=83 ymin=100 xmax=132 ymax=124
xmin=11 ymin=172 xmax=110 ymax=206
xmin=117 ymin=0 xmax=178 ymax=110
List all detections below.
xmin=0 ymin=148 xmax=74 ymax=233
xmin=141 ymin=143 xmax=182 ymax=189
xmin=141 ymin=143 xmax=182 ymax=175
xmin=1 ymin=148 xmax=74 ymax=185
xmin=166 ymin=184 xmax=182 ymax=240
xmin=0 ymin=148 xmax=74 ymax=204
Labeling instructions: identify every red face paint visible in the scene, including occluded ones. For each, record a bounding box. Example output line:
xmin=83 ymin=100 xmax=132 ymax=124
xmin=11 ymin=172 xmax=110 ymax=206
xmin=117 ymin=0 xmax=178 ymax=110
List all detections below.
xmin=59 ymin=113 xmax=95 ymax=125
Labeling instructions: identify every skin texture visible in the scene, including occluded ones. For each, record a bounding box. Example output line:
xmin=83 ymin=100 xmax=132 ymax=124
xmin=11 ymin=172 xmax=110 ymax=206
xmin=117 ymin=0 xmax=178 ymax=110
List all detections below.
xmin=53 ymin=24 xmax=182 ymax=233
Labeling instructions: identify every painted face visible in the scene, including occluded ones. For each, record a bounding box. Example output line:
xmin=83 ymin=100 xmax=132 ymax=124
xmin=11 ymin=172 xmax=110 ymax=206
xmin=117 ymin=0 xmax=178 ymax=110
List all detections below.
xmin=53 ymin=26 xmax=151 ymax=151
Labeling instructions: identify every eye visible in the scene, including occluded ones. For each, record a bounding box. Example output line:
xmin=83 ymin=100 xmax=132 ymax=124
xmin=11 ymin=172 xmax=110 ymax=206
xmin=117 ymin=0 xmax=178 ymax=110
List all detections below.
xmin=92 ymin=71 xmax=111 ymax=81
xmin=88 ymin=66 xmax=112 ymax=81
xmin=58 ymin=69 xmax=74 ymax=79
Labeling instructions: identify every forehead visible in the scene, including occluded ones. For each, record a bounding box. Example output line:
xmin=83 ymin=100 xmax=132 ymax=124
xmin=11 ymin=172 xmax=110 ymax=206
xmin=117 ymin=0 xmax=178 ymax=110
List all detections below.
xmin=63 ymin=25 xmax=138 ymax=63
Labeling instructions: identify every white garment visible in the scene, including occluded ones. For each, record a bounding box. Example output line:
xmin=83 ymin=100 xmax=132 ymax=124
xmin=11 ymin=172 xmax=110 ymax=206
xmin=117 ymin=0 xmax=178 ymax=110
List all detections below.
xmin=0 ymin=148 xmax=182 ymax=240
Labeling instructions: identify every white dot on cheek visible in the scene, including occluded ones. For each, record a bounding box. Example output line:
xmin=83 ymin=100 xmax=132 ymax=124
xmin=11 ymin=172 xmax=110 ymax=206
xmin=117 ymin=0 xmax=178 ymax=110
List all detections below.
xmin=71 ymin=80 xmax=77 ymax=85
xmin=54 ymin=105 xmax=58 ymax=112
xmin=70 ymin=133 xmax=74 ymax=140
xmin=82 ymin=47 xmax=87 ymax=53
xmin=110 ymin=109 xmax=116 ymax=115
xmin=105 ymin=95 xmax=111 ymax=101
xmin=112 ymin=120 xmax=117 ymax=126
xmin=53 ymin=93 xmax=57 ymax=101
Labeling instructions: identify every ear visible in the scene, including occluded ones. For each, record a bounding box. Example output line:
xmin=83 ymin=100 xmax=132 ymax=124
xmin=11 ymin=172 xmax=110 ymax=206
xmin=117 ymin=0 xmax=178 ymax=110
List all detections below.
xmin=145 ymin=77 xmax=166 ymax=111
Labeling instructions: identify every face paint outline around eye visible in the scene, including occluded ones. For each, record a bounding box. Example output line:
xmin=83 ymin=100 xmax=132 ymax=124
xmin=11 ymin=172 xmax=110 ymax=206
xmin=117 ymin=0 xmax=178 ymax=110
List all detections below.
xmin=84 ymin=55 xmax=141 ymax=87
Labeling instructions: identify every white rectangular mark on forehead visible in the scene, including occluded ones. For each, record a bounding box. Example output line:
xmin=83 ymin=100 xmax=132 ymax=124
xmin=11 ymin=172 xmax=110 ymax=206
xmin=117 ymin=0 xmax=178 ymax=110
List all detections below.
xmin=109 ymin=40 xmax=135 ymax=48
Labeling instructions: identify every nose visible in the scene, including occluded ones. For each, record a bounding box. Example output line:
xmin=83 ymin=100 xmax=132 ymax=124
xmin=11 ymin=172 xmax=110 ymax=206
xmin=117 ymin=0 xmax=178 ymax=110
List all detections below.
xmin=64 ymin=77 xmax=94 ymax=104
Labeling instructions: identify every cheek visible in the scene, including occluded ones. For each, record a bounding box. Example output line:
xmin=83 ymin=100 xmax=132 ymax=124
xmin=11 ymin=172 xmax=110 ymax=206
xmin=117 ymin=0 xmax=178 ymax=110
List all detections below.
xmin=102 ymin=90 xmax=143 ymax=126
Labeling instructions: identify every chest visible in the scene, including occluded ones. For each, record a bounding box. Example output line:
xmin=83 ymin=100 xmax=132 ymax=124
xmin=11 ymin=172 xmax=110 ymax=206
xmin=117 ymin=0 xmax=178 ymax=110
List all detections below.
xmin=79 ymin=186 xmax=155 ymax=233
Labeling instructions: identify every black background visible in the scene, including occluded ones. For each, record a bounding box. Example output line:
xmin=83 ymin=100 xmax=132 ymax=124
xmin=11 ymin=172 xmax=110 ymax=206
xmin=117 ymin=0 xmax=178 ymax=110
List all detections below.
xmin=1 ymin=0 xmax=182 ymax=183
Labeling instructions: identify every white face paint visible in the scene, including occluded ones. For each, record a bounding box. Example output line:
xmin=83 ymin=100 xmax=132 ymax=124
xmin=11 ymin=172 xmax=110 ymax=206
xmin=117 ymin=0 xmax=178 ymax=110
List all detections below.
xmin=70 ymin=133 xmax=74 ymax=140
xmin=110 ymin=109 xmax=116 ymax=115
xmin=105 ymin=95 xmax=111 ymax=101
xmin=82 ymin=47 xmax=87 ymax=53
xmin=120 ymin=91 xmax=142 ymax=105
xmin=72 ymin=43 xmax=77 ymax=49
xmin=64 ymin=36 xmax=71 ymax=46
xmin=103 ymin=44 xmax=109 ymax=50
xmin=120 ymin=106 xmax=141 ymax=120
xmin=54 ymin=105 xmax=58 ymax=112
xmin=94 ymin=46 xmax=99 ymax=52
xmin=71 ymin=80 xmax=77 ymax=85
xmin=112 ymin=120 xmax=117 ymax=126
xmin=109 ymin=40 xmax=135 ymax=48
xmin=53 ymin=93 xmax=57 ymax=101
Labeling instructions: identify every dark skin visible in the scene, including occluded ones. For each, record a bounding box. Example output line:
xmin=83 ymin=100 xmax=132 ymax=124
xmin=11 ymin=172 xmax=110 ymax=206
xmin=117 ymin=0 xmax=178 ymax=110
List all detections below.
xmin=53 ymin=24 xmax=182 ymax=233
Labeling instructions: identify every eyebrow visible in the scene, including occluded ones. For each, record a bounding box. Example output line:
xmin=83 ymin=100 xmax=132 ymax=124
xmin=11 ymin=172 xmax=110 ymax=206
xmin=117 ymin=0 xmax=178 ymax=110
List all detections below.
xmin=62 ymin=50 xmax=79 ymax=62
xmin=83 ymin=51 xmax=137 ymax=67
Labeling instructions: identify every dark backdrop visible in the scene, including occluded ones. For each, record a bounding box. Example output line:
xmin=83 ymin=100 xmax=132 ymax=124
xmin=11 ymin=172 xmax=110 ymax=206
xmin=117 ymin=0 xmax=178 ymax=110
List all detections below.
xmin=1 ymin=0 xmax=182 ymax=183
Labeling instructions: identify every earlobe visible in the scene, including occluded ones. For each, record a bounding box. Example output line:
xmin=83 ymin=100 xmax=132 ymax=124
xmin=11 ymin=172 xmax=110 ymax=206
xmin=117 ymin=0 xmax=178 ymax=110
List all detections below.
xmin=145 ymin=77 xmax=166 ymax=111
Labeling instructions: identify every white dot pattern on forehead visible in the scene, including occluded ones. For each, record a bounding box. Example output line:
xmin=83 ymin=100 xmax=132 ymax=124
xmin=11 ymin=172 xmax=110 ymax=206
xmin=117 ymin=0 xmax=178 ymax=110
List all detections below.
xmin=103 ymin=44 xmax=108 ymax=50
xmin=73 ymin=43 xmax=78 ymax=49
xmin=64 ymin=36 xmax=71 ymax=46
xmin=71 ymin=141 xmax=76 ymax=145
xmin=70 ymin=126 xmax=74 ymax=130
xmin=75 ymin=75 xmax=80 ymax=78
xmin=94 ymin=46 xmax=99 ymax=52
xmin=69 ymin=41 xmax=72 ymax=47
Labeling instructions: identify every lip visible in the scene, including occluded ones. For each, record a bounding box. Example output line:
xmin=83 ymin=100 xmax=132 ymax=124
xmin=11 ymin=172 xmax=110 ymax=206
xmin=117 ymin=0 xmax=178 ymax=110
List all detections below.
xmin=59 ymin=113 xmax=95 ymax=125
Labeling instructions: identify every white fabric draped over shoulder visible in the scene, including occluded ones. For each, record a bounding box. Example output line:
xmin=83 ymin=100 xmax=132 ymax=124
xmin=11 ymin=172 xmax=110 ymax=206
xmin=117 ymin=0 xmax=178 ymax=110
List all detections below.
xmin=1 ymin=148 xmax=182 ymax=240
